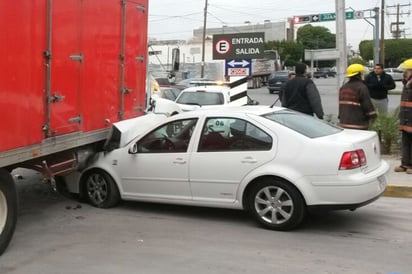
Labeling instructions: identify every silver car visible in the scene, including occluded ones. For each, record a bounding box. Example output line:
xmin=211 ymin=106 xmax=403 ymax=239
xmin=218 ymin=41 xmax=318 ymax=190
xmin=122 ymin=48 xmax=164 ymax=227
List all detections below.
xmin=384 ymin=68 xmax=403 ymax=81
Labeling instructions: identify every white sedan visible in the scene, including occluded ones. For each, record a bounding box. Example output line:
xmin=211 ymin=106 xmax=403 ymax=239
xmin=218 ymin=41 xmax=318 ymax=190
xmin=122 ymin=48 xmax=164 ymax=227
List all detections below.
xmin=64 ymin=106 xmax=389 ymax=230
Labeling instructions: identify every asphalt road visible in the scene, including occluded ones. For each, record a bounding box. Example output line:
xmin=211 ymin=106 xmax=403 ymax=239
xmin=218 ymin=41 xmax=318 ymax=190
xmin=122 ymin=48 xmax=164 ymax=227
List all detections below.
xmin=249 ymin=78 xmax=403 ymax=122
xmin=1 ymin=169 xmax=411 ymax=273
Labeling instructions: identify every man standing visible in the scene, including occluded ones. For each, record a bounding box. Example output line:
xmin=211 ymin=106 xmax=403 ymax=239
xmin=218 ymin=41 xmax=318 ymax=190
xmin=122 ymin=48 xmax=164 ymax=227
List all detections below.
xmin=281 ymin=63 xmax=324 ymax=119
xmin=394 ymin=59 xmax=412 ymax=174
xmin=338 ymin=64 xmax=377 ymax=130
xmin=365 ymin=64 xmax=396 ymax=115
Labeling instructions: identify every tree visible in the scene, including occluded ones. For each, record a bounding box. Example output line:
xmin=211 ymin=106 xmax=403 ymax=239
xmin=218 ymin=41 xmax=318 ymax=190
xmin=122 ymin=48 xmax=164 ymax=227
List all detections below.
xmin=359 ymin=39 xmax=412 ymax=66
xmin=265 ymin=40 xmax=304 ymax=67
xmin=348 ymin=56 xmax=368 ymax=66
xmin=296 ymin=25 xmax=336 ymax=49
xmin=296 ymin=25 xmax=336 ymax=67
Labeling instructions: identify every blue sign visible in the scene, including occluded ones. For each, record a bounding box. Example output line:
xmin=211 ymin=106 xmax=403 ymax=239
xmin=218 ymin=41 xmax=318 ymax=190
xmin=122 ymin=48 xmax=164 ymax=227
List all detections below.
xmin=225 ymin=58 xmax=252 ymax=76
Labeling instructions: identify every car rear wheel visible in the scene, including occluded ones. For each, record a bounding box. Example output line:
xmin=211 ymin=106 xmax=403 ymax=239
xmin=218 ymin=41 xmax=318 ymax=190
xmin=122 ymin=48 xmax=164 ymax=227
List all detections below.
xmin=248 ymin=179 xmax=305 ymax=230
xmin=82 ymin=170 xmax=120 ymax=208
xmin=0 ymin=169 xmax=18 ymax=255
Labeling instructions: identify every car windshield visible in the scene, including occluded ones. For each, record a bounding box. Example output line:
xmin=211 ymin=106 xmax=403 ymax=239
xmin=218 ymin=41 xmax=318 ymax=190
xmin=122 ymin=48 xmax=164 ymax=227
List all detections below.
xmin=176 ymin=91 xmax=224 ymax=106
xmin=262 ymin=110 xmax=342 ymax=138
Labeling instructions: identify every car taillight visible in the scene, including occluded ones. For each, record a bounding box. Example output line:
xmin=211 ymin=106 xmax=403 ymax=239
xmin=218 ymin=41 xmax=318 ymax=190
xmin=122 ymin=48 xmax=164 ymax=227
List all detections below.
xmin=339 ymin=149 xmax=367 ymax=170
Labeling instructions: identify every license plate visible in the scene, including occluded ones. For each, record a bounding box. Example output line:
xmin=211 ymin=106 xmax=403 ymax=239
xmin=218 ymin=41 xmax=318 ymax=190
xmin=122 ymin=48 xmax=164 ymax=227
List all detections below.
xmin=378 ymin=175 xmax=387 ymax=190
xmin=276 ymin=81 xmax=281 ymax=84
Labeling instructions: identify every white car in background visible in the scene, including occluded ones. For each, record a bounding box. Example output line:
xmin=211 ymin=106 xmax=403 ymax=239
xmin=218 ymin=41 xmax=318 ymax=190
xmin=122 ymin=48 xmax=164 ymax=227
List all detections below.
xmin=384 ymin=67 xmax=403 ymax=81
xmin=175 ymin=84 xmax=258 ymax=112
xmin=62 ymin=106 xmax=389 ymax=230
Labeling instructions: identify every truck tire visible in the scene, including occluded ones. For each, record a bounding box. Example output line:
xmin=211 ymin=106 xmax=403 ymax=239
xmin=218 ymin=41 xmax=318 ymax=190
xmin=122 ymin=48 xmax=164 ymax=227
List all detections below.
xmin=0 ymin=169 xmax=18 ymax=255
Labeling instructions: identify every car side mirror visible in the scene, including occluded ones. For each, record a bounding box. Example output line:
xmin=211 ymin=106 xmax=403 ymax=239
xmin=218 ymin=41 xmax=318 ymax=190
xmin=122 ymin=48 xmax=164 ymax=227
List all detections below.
xmin=128 ymin=142 xmax=139 ymax=154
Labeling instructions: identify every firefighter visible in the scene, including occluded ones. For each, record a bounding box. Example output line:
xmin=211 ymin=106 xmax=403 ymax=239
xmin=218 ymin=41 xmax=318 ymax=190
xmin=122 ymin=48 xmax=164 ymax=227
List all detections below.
xmin=338 ymin=64 xmax=377 ymax=130
xmin=394 ymin=59 xmax=412 ymax=174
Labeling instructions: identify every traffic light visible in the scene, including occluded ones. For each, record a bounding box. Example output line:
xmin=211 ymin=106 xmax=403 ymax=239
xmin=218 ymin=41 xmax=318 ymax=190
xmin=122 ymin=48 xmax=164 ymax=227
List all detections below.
xmin=293 ymin=16 xmax=303 ymax=24
xmin=293 ymin=16 xmax=311 ymax=24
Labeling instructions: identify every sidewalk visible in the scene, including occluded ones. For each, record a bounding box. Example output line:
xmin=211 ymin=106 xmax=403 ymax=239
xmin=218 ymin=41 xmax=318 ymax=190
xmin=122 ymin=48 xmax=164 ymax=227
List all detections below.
xmin=382 ymin=155 xmax=412 ymax=199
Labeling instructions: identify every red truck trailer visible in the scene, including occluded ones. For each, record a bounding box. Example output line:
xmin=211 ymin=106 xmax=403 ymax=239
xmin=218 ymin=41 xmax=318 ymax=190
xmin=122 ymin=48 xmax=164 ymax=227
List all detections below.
xmin=0 ymin=0 xmax=148 ymax=254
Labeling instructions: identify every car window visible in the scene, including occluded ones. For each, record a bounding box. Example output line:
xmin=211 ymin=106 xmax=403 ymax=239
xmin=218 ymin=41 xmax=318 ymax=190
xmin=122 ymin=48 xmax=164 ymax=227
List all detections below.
xmin=262 ymin=110 xmax=342 ymax=138
xmin=176 ymin=92 xmax=224 ymax=105
xmin=136 ymin=118 xmax=198 ymax=153
xmin=161 ymin=88 xmax=180 ymax=101
xmin=198 ymin=117 xmax=272 ymax=152
xmin=269 ymin=71 xmax=288 ymax=79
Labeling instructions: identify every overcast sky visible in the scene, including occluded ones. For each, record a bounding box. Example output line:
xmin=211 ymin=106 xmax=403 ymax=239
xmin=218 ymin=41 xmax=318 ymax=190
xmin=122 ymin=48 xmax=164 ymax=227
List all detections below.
xmin=148 ymin=0 xmax=412 ymax=50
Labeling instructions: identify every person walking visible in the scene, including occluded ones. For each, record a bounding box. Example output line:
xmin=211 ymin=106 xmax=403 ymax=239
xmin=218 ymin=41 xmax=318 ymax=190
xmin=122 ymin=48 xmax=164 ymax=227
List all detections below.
xmin=338 ymin=64 xmax=377 ymax=130
xmin=394 ymin=59 xmax=412 ymax=174
xmin=281 ymin=63 xmax=324 ymax=119
xmin=365 ymin=63 xmax=396 ymax=115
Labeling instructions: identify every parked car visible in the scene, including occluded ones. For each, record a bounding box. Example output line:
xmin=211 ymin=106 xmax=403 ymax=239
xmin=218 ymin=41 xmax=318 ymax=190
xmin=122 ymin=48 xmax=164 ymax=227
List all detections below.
xmin=63 ymin=106 xmax=389 ymax=230
xmin=313 ymin=67 xmax=336 ymax=78
xmin=267 ymin=71 xmax=291 ymax=94
xmin=384 ymin=67 xmax=403 ymax=81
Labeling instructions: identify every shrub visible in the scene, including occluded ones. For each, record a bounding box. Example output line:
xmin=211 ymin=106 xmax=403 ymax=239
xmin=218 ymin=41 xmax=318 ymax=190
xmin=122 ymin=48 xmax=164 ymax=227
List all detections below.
xmin=370 ymin=107 xmax=400 ymax=154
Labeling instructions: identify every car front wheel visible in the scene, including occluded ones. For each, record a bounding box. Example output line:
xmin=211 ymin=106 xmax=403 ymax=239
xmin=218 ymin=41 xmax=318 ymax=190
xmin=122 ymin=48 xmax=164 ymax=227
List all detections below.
xmin=82 ymin=170 xmax=120 ymax=208
xmin=248 ymin=179 xmax=305 ymax=230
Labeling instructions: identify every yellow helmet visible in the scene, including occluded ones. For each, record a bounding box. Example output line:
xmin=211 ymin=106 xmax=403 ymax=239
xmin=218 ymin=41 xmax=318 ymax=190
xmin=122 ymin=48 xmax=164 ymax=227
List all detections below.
xmin=346 ymin=64 xmax=366 ymax=77
xmin=399 ymin=59 xmax=412 ymax=70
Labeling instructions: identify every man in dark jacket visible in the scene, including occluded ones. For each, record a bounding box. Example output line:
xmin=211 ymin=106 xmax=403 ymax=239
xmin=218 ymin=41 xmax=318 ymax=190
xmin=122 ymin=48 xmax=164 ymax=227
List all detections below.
xmin=365 ymin=64 xmax=396 ymax=115
xmin=394 ymin=59 xmax=412 ymax=174
xmin=281 ymin=63 xmax=324 ymax=119
xmin=338 ymin=64 xmax=377 ymax=130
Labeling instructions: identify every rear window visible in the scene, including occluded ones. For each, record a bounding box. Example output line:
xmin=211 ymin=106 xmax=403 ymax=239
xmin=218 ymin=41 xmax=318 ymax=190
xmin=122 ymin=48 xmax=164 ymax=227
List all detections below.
xmin=269 ymin=71 xmax=289 ymax=79
xmin=176 ymin=92 xmax=224 ymax=106
xmin=262 ymin=110 xmax=342 ymax=138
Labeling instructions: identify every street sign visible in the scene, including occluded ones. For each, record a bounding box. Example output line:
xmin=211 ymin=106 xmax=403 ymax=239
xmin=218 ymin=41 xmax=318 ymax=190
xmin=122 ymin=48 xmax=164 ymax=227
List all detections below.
xmin=354 ymin=10 xmax=364 ymax=19
xmin=320 ymin=11 xmax=354 ymax=21
xmin=213 ymin=33 xmax=265 ymax=60
xmin=225 ymin=59 xmax=252 ymax=76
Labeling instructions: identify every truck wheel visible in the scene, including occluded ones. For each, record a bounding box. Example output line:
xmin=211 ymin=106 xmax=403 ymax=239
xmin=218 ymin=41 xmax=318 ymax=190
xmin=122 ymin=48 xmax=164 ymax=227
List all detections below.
xmin=248 ymin=178 xmax=305 ymax=231
xmin=0 ymin=169 xmax=18 ymax=255
xmin=82 ymin=169 xmax=120 ymax=208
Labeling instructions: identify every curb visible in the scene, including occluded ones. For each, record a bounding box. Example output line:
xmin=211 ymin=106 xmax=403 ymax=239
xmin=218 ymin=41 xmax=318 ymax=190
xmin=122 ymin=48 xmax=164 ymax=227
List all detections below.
xmin=384 ymin=185 xmax=412 ymax=198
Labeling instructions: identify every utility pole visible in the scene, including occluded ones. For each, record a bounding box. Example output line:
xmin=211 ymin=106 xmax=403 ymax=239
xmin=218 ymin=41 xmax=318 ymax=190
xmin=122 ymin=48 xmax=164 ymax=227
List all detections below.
xmin=380 ymin=0 xmax=385 ymax=64
xmin=335 ymin=0 xmax=347 ymax=87
xmin=200 ymin=0 xmax=208 ymax=78
xmin=387 ymin=3 xmax=411 ymax=39
xmin=287 ymin=17 xmax=295 ymax=41
xmin=373 ymin=7 xmax=380 ymax=65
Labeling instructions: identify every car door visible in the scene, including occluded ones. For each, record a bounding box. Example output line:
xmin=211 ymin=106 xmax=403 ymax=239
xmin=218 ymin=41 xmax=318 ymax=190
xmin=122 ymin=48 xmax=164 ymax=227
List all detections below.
xmin=189 ymin=117 xmax=276 ymax=203
xmin=117 ymin=118 xmax=198 ymax=200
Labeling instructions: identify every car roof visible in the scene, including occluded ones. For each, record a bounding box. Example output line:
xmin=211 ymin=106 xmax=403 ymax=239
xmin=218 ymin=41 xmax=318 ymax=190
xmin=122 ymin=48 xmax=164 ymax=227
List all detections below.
xmin=171 ymin=105 xmax=283 ymax=119
xmin=180 ymin=85 xmax=231 ymax=93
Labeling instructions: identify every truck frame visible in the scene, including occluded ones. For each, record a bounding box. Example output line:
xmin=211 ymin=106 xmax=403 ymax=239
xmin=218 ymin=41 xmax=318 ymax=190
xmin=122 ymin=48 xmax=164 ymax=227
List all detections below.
xmin=0 ymin=0 xmax=148 ymax=255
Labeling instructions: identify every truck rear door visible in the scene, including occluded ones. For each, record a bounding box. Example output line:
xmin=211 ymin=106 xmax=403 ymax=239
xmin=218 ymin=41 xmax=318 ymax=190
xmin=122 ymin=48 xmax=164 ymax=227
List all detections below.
xmin=49 ymin=1 xmax=82 ymax=136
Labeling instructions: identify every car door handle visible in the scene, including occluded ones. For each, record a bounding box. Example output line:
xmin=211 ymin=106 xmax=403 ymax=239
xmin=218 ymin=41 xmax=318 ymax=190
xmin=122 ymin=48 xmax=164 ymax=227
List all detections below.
xmin=241 ymin=156 xmax=257 ymax=164
xmin=173 ymin=158 xmax=187 ymax=164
